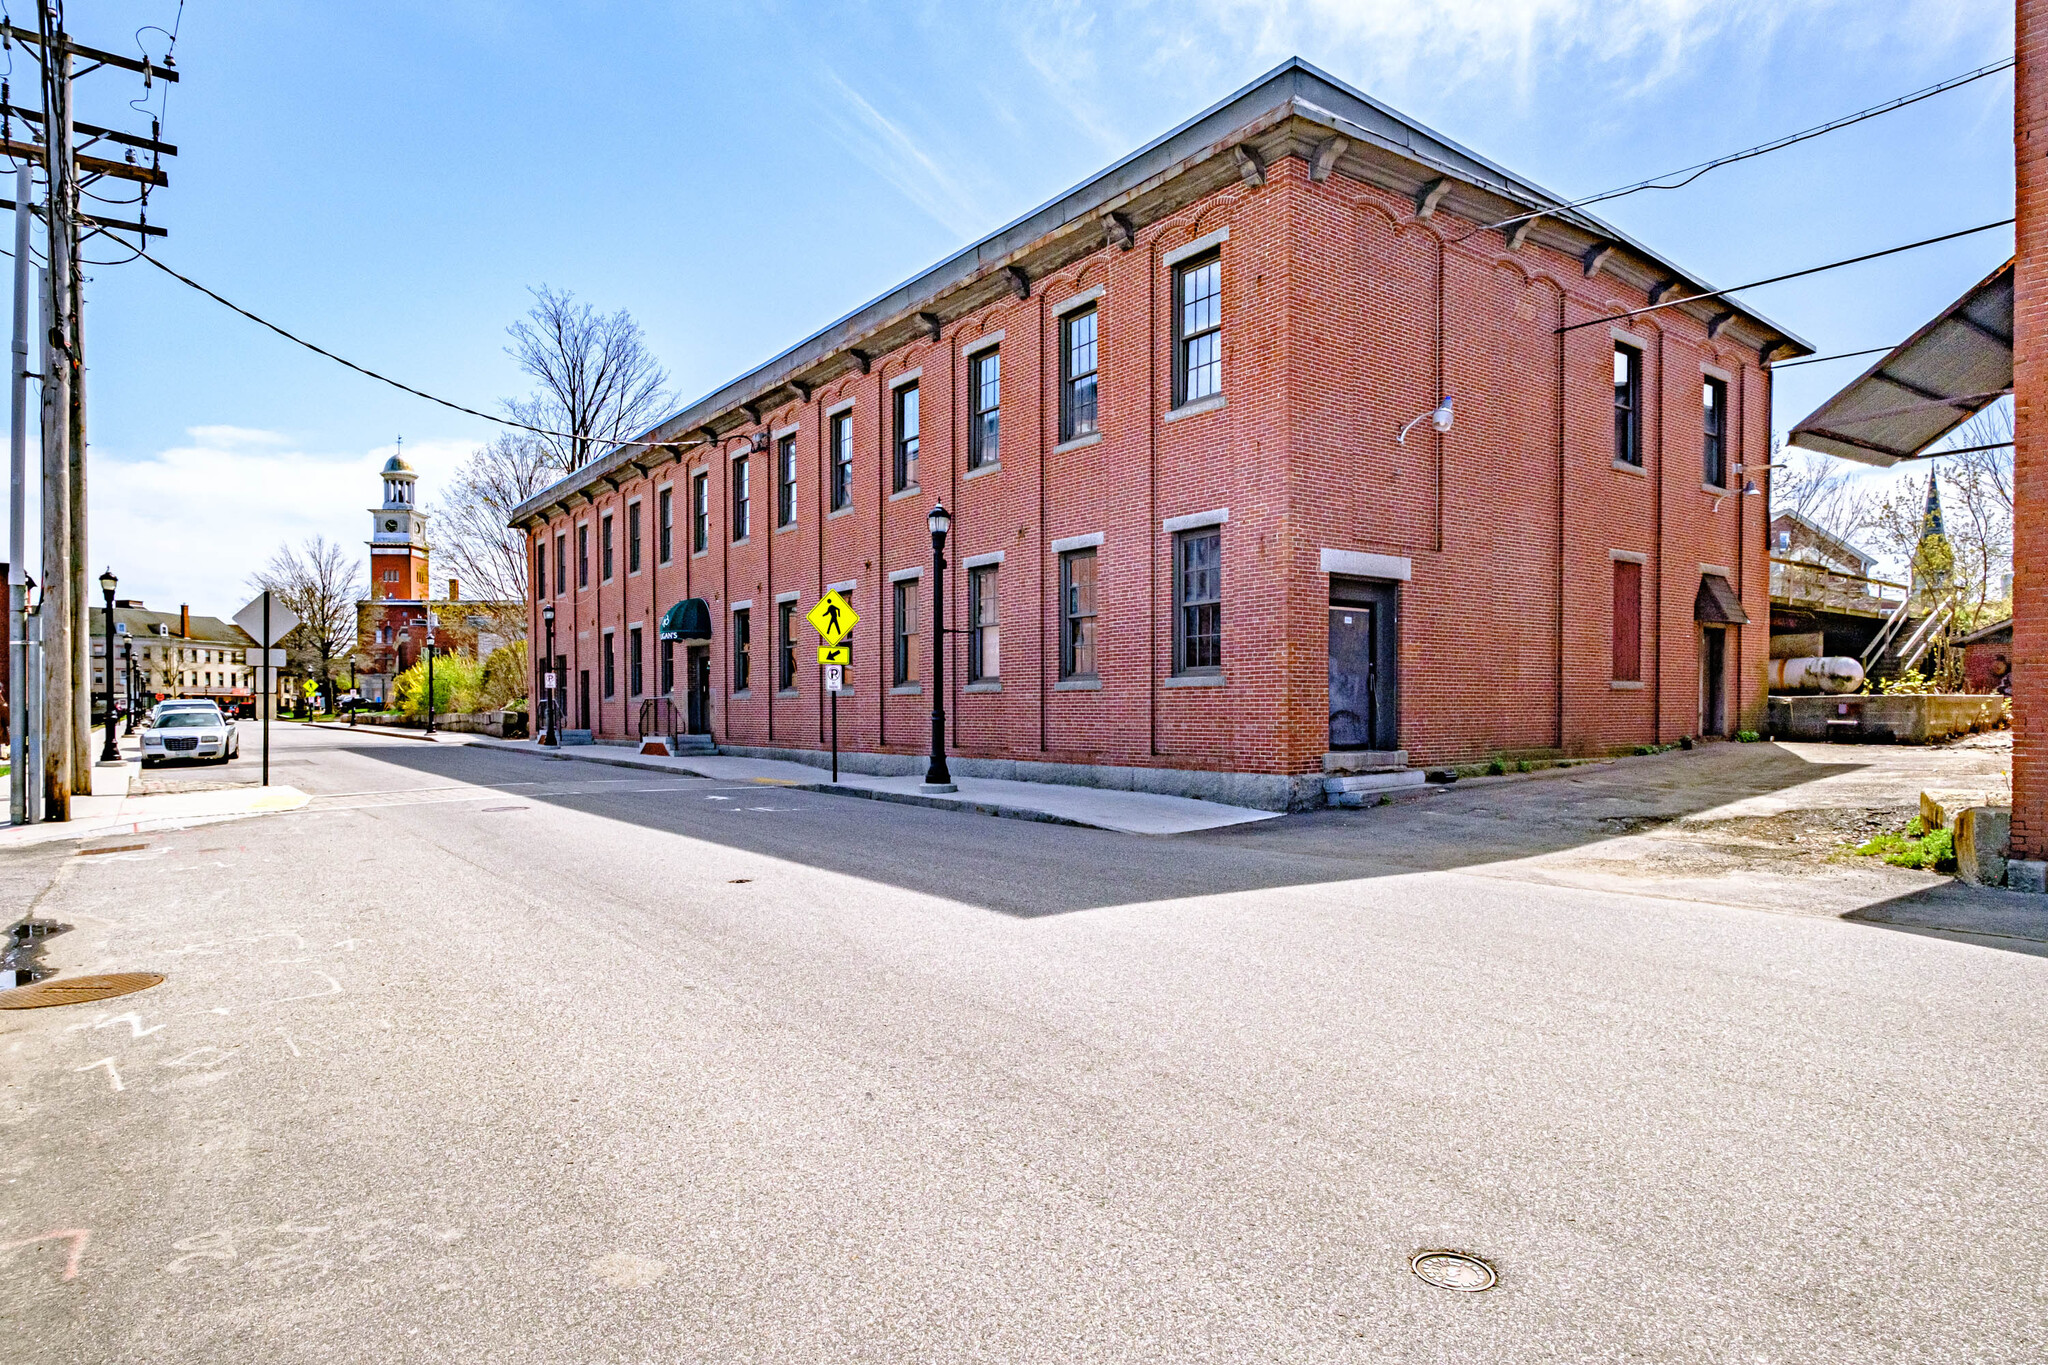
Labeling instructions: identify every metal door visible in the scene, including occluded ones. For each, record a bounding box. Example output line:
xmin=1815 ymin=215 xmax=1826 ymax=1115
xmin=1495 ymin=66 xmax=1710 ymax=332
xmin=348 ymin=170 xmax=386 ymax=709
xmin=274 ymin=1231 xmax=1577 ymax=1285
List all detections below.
xmin=1329 ymin=580 xmax=1398 ymax=750
xmin=686 ymin=646 xmax=711 ymax=735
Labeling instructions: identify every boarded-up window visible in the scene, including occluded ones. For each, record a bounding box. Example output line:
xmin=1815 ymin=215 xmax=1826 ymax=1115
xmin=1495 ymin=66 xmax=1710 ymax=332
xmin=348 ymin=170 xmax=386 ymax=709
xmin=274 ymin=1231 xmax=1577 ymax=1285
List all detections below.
xmin=1613 ymin=559 xmax=1643 ymax=682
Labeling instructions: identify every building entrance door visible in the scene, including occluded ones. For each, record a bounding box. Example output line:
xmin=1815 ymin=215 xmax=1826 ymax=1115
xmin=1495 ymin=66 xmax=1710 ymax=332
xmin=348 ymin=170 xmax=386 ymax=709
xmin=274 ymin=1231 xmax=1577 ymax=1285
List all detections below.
xmin=1700 ymin=626 xmax=1727 ymax=737
xmin=686 ymin=646 xmax=711 ymax=735
xmin=578 ymin=670 xmax=591 ymax=731
xmin=1329 ymin=577 xmax=1399 ymax=751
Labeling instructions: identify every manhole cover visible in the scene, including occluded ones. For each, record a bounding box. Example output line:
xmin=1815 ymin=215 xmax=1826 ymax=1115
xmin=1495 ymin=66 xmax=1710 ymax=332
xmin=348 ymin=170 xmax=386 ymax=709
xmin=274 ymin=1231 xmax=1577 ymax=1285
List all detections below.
xmin=1410 ymin=1250 xmax=1496 ymax=1292
xmin=0 ymin=972 xmax=165 ymax=1009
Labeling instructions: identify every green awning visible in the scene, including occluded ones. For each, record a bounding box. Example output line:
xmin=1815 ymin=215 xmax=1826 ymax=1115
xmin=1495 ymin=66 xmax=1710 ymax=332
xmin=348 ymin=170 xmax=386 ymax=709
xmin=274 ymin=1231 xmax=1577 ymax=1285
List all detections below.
xmin=659 ymin=598 xmax=712 ymax=641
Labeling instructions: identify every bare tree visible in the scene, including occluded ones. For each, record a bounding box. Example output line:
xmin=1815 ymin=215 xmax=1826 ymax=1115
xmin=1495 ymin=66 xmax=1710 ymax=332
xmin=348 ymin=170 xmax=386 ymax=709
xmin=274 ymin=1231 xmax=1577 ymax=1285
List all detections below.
xmin=431 ymin=430 xmax=554 ymax=616
xmin=1933 ymin=400 xmax=2014 ymax=626
xmin=505 ymin=285 xmax=671 ymax=474
xmin=253 ymin=536 xmax=363 ymax=708
xmin=1772 ymin=443 xmax=1871 ymax=546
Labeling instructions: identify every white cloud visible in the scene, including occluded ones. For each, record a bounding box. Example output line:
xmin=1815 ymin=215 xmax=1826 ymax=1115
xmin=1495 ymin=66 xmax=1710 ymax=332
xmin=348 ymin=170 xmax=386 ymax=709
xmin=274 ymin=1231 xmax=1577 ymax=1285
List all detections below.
xmin=85 ymin=430 xmax=477 ymax=616
xmin=811 ymin=68 xmax=995 ymax=241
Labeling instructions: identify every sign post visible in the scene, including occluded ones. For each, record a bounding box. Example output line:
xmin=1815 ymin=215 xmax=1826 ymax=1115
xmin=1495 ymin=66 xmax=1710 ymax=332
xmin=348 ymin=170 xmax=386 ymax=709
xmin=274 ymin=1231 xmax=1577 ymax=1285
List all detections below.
xmin=806 ymin=590 xmax=858 ymax=784
xmin=234 ymin=591 xmax=300 ymax=787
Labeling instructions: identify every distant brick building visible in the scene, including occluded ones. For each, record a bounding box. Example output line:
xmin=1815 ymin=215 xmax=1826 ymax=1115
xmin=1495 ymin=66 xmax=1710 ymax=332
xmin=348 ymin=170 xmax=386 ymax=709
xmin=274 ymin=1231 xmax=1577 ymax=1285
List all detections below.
xmin=511 ymin=59 xmax=1807 ymax=807
xmin=356 ymin=456 xmax=514 ymax=704
xmin=90 ymin=602 xmax=261 ymax=715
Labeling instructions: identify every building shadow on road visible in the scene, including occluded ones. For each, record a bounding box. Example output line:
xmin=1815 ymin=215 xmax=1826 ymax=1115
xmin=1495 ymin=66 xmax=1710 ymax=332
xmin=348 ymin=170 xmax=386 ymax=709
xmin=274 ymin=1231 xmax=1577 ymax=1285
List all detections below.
xmin=1842 ymin=883 xmax=2048 ymax=958
xmin=304 ymin=735 xmax=1892 ymax=919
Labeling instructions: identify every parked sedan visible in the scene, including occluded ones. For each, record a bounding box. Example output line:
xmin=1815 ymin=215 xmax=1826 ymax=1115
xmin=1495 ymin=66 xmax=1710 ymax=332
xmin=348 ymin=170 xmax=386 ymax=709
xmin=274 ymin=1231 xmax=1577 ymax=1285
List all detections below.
xmin=140 ymin=709 xmax=239 ymax=766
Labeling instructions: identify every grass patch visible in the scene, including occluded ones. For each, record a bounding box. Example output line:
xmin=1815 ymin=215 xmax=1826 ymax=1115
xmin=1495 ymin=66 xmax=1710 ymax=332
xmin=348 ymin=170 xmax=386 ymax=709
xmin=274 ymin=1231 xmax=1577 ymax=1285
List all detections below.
xmin=1854 ymin=817 xmax=1955 ymax=872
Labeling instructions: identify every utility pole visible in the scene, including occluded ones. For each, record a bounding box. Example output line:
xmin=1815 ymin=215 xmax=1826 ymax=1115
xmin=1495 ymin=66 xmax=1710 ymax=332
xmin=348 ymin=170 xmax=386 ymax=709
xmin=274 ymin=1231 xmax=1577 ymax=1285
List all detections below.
xmin=0 ymin=6 xmax=177 ymax=820
xmin=5 ymin=166 xmax=26 ymax=825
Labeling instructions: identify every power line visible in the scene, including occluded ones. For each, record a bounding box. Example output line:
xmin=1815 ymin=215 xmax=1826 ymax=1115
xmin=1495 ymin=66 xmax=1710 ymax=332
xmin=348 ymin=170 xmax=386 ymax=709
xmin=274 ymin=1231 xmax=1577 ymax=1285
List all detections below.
xmin=1465 ymin=55 xmax=2015 ymax=243
xmin=132 ymin=249 xmax=699 ymax=455
xmin=1556 ymin=217 xmax=2014 ymax=334
xmin=1770 ymin=345 xmax=1895 ymax=369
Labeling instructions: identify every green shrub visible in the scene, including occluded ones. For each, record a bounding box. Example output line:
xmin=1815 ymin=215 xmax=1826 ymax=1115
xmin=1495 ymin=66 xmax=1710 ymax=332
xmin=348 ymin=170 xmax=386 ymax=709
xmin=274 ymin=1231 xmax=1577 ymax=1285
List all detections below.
xmin=478 ymin=640 xmax=530 ymax=712
xmin=1854 ymin=817 xmax=1957 ymax=872
xmin=1486 ymin=757 xmax=1507 ymax=776
xmin=1736 ymin=730 xmax=1761 ymax=743
xmin=393 ymin=653 xmax=485 ymax=719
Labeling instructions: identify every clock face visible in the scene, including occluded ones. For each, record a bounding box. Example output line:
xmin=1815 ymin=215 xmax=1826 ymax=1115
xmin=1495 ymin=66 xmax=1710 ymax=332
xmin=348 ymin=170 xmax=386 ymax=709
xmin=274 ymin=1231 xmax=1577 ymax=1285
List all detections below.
xmin=385 ymin=519 xmax=399 ymax=532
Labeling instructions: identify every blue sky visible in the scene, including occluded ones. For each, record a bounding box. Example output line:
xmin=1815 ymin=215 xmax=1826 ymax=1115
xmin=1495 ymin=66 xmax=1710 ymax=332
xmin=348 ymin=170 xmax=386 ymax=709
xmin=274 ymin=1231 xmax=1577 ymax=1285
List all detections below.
xmin=56 ymin=0 xmax=2017 ymax=610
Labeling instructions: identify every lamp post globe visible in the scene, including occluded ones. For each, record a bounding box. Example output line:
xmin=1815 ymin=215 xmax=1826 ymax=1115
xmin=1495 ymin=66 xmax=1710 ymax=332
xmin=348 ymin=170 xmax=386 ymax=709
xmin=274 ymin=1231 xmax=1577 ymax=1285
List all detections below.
xmin=97 ymin=569 xmax=120 ymax=763
xmin=921 ymin=501 xmax=955 ymax=792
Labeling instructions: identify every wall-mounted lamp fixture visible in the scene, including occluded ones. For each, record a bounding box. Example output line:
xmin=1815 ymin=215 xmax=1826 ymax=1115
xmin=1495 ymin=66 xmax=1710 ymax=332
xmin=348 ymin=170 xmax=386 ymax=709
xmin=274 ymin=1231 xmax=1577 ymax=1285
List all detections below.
xmin=1396 ymin=396 xmax=1453 ymax=444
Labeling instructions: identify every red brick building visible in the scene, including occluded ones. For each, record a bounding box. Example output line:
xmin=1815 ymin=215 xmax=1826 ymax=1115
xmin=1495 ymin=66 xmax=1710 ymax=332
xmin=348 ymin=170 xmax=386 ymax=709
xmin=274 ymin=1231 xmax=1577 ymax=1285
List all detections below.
xmin=511 ymin=60 xmax=1806 ymax=808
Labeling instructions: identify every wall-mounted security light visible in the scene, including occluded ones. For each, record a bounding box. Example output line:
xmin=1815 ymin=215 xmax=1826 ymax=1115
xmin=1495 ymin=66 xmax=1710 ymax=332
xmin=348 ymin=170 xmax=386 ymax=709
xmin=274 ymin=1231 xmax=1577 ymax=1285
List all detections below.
xmin=1396 ymin=396 xmax=1453 ymax=444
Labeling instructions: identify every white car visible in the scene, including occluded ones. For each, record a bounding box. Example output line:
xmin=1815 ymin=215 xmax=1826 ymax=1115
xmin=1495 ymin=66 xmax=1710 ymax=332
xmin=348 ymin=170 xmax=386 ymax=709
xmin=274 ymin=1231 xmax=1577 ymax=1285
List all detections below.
xmin=141 ymin=708 xmax=239 ymax=766
xmin=149 ymin=699 xmax=219 ymax=727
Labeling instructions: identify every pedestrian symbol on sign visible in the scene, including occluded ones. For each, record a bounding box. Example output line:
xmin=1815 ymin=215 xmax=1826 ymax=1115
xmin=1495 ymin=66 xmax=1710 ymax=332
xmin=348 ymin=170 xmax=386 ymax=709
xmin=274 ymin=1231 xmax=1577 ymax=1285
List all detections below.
xmin=806 ymin=590 xmax=858 ymax=644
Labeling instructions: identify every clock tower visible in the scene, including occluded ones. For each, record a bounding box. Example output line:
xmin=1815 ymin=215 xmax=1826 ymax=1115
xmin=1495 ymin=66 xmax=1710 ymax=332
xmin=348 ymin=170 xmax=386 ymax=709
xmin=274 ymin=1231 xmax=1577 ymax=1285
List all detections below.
xmin=368 ymin=453 xmax=429 ymax=600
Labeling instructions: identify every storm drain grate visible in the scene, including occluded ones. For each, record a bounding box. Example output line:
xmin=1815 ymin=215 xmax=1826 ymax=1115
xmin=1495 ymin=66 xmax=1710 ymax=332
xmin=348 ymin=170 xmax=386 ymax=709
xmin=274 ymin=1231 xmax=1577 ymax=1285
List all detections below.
xmin=1410 ymin=1250 xmax=1496 ymax=1292
xmin=0 ymin=972 xmax=165 ymax=1009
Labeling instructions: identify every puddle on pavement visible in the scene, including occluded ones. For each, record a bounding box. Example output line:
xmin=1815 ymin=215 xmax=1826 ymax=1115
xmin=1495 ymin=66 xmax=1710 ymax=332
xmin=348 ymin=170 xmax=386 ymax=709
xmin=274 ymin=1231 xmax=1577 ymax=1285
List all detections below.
xmin=1 ymin=918 xmax=74 ymax=987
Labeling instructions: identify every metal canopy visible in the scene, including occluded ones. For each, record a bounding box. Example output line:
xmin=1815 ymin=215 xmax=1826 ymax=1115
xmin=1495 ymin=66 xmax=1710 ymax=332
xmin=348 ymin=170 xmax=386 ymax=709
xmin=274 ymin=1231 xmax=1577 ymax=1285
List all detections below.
xmin=1695 ymin=574 xmax=1750 ymax=625
xmin=1787 ymin=259 xmax=2013 ymax=466
xmin=659 ymin=598 xmax=711 ymax=642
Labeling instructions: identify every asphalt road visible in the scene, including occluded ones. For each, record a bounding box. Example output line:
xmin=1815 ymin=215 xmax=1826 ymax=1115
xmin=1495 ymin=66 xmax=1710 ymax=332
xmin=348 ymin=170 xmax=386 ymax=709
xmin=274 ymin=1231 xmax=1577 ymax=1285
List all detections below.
xmin=2 ymin=722 xmax=2043 ymax=1362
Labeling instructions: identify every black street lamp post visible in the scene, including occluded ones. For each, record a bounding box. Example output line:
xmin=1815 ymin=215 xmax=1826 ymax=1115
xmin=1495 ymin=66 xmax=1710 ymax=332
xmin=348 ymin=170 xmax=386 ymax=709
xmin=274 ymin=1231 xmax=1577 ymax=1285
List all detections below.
xmin=424 ymin=614 xmax=437 ymax=736
xmin=122 ymin=638 xmax=138 ymax=734
xmin=921 ymin=501 xmax=955 ymax=792
xmin=98 ymin=569 xmax=120 ymax=763
xmin=542 ymin=603 xmax=558 ymax=747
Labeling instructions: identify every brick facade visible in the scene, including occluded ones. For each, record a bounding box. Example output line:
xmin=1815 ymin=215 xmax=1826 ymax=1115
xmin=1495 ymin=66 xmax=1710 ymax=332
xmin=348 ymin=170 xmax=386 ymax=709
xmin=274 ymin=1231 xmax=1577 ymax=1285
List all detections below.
xmin=2015 ymin=1 xmax=2047 ymax=858
xmin=515 ymin=62 xmax=1801 ymax=784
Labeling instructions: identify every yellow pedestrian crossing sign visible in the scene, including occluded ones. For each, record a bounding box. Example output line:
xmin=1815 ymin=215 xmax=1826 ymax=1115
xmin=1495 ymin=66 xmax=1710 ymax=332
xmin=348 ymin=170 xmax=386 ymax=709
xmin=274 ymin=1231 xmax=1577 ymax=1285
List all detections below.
xmin=818 ymin=644 xmax=849 ymax=665
xmin=807 ymin=589 xmax=858 ymax=644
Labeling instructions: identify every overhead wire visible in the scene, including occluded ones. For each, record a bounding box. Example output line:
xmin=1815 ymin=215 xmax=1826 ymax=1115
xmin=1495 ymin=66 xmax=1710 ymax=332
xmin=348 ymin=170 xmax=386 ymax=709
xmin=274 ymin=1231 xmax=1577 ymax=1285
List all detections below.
xmin=1556 ymin=217 xmax=2014 ymax=333
xmin=1453 ymin=55 xmax=2015 ymax=244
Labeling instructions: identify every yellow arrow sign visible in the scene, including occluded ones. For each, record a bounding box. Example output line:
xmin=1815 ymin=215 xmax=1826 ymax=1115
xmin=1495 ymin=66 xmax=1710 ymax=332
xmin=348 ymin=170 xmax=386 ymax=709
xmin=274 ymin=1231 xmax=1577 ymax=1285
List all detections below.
xmin=806 ymin=589 xmax=858 ymax=644
xmin=818 ymin=644 xmax=850 ymax=665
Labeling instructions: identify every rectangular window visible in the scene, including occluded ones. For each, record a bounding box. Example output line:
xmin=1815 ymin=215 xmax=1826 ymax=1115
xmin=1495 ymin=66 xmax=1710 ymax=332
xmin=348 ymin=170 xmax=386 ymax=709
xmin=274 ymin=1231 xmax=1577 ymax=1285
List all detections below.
xmin=1174 ymin=529 xmax=1221 ymax=673
xmin=578 ymin=525 xmax=590 ymax=588
xmin=777 ymin=434 xmax=798 ymax=528
xmin=1612 ymin=559 xmax=1643 ymax=682
xmin=732 ymin=456 xmax=751 ymax=541
xmin=830 ymin=411 xmax=854 ymax=511
xmin=893 ymin=383 xmax=920 ymax=492
xmin=1174 ymin=255 xmax=1222 ymax=406
xmin=1703 ymin=375 xmax=1728 ymax=487
xmin=732 ymin=608 xmax=752 ymax=692
xmin=969 ymin=350 xmax=1000 ymax=469
xmin=628 ymin=503 xmax=642 ymax=574
xmin=1614 ymin=343 xmax=1643 ymax=466
xmin=691 ymin=471 xmax=709 ymax=552
xmin=892 ymin=579 xmax=919 ymax=685
xmin=628 ymin=626 xmax=644 ymax=697
xmin=554 ymin=533 xmax=566 ymax=595
xmin=601 ymin=515 xmax=614 ymax=581
xmin=661 ymin=639 xmax=675 ymax=695
xmin=777 ymin=600 xmax=798 ymax=691
xmin=535 ymin=543 xmax=546 ymax=602
xmin=658 ymin=488 xmax=673 ymax=563
xmin=968 ymin=565 xmax=999 ymax=682
xmin=1059 ymin=549 xmax=1098 ymax=679
xmin=602 ymin=631 xmax=616 ymax=698
xmin=1060 ymin=308 xmax=1099 ymax=441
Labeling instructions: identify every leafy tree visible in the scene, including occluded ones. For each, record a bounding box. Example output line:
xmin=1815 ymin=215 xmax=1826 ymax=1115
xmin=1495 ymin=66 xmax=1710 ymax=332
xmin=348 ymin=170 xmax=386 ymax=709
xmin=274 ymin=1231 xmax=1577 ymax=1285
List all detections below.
xmin=253 ymin=536 xmax=363 ymax=712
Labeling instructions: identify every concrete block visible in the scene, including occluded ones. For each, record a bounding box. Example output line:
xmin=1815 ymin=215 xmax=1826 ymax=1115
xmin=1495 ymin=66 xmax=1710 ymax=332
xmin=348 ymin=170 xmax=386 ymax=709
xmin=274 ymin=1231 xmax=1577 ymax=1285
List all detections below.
xmin=1952 ymin=807 xmax=2011 ymax=887
xmin=1324 ymin=770 xmax=1426 ymax=798
xmin=2007 ymin=859 xmax=2048 ymax=895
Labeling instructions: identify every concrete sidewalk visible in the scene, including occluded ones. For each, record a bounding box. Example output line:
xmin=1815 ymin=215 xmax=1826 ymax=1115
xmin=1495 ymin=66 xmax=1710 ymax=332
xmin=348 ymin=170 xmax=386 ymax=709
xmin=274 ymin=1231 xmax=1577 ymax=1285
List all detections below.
xmin=0 ymin=756 xmax=309 ymax=849
xmin=461 ymin=736 xmax=1282 ymax=835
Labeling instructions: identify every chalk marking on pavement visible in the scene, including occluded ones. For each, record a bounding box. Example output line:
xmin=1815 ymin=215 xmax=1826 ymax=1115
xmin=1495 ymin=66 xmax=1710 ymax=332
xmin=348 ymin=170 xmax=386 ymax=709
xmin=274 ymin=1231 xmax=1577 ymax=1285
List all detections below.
xmin=66 ymin=1011 xmax=164 ymax=1039
xmin=277 ymin=1030 xmax=302 ymax=1056
xmin=163 ymin=1045 xmax=239 ymax=1069
xmin=75 ymin=1057 xmax=124 ymax=1091
xmin=0 ymin=1229 xmax=89 ymax=1281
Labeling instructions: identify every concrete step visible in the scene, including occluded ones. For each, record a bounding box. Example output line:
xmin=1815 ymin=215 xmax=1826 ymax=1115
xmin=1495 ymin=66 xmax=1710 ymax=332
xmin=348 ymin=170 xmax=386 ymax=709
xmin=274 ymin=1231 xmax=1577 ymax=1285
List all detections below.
xmin=670 ymin=735 xmax=717 ymax=754
xmin=1324 ymin=770 xmax=1426 ymax=807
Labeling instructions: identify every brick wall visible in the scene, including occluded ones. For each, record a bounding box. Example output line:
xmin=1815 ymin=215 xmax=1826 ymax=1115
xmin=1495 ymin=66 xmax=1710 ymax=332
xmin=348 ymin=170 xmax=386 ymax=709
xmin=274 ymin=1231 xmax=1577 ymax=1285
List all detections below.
xmin=2015 ymin=0 xmax=2048 ymax=858
xmin=526 ymin=153 xmax=1768 ymax=773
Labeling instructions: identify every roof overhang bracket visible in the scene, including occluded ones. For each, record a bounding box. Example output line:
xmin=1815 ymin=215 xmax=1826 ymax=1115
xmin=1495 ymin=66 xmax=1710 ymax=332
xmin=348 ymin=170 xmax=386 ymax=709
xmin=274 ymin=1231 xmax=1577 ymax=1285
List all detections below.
xmin=1707 ymin=310 xmax=1737 ymax=340
xmin=1582 ymin=243 xmax=1614 ymax=278
xmin=916 ymin=311 xmax=943 ymax=340
xmin=740 ymin=402 xmax=762 ymax=424
xmin=849 ymin=349 xmax=871 ymax=375
xmin=1003 ymin=266 xmax=1030 ymax=301
xmin=1234 ymin=144 xmax=1266 ymax=187
xmin=790 ymin=379 xmax=812 ymax=403
xmin=1414 ymin=177 xmax=1451 ymax=220
xmin=1103 ymin=210 xmax=1134 ymax=251
xmin=1505 ymin=218 xmax=1535 ymax=251
xmin=1648 ymin=280 xmax=1684 ymax=305
xmin=1308 ymin=135 xmax=1347 ymax=183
